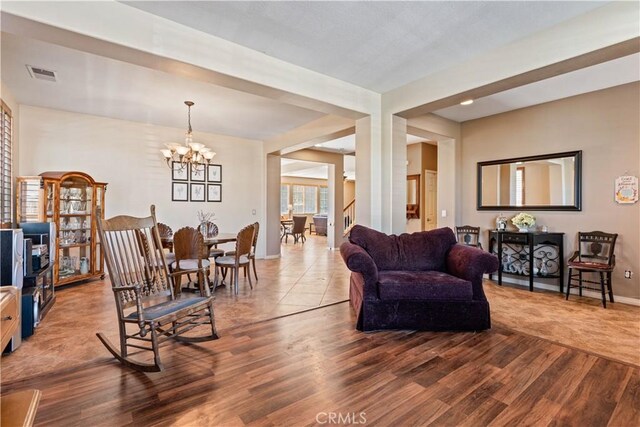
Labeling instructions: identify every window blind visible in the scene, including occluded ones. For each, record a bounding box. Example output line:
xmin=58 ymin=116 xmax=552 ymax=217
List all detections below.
xmin=0 ymin=101 xmax=12 ymax=226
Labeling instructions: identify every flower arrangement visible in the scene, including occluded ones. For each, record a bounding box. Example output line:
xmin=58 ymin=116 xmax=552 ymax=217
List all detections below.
xmin=511 ymin=212 xmax=535 ymax=230
xmin=197 ymin=210 xmax=216 ymax=223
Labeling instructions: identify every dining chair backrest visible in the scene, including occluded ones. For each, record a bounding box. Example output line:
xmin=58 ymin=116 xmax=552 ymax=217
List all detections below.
xmin=174 ymin=227 xmax=207 ymax=262
xmin=251 ymin=222 xmax=260 ymax=254
xmin=576 ymin=231 xmax=618 ymax=267
xmin=292 ymin=215 xmax=307 ymax=234
xmin=197 ymin=221 xmax=219 ymax=238
xmin=157 ymin=222 xmax=173 ymax=251
xmin=235 ymin=224 xmax=256 ymax=259
xmin=455 ymin=225 xmax=481 ymax=247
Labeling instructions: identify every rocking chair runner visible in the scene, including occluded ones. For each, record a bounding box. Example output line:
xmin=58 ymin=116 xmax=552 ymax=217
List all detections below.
xmin=96 ymin=205 xmax=218 ymax=372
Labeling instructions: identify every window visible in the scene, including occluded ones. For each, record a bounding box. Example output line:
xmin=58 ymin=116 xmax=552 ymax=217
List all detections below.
xmin=291 ymin=184 xmax=318 ymax=214
xmin=280 ymin=185 xmax=290 ymax=215
xmin=515 ymin=167 xmax=525 ymax=206
xmin=319 ymin=187 xmax=328 ymax=214
xmin=0 ymin=101 xmax=12 ymax=226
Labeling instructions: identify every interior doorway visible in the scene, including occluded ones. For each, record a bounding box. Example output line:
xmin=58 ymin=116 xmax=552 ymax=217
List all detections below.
xmin=424 ymin=170 xmax=437 ymax=230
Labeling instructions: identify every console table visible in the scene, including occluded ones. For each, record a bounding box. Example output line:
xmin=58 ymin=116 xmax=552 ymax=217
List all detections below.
xmin=488 ymin=231 xmax=564 ymax=292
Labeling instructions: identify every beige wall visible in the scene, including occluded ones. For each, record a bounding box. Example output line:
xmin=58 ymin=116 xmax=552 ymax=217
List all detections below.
xmin=343 ymin=180 xmax=355 ymax=206
xmin=19 ymin=105 xmax=266 ymax=256
xmin=461 ymin=82 xmax=640 ymax=300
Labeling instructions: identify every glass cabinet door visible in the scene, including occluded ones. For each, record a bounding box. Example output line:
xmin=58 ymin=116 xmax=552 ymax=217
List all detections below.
xmin=57 ymin=176 xmax=92 ymax=283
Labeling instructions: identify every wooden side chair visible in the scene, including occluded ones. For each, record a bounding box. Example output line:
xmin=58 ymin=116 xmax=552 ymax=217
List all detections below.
xmin=225 ymin=221 xmax=260 ymax=281
xmin=197 ymin=221 xmax=224 ymax=258
xmin=156 ymin=222 xmax=175 ymax=266
xmin=96 ymin=205 xmax=218 ymax=372
xmin=282 ymin=215 xmax=307 ymax=243
xmin=566 ymin=231 xmax=618 ymax=308
xmin=215 ymin=223 xmax=255 ymax=295
xmin=455 ymin=225 xmax=483 ymax=250
xmin=172 ymin=227 xmax=212 ymax=294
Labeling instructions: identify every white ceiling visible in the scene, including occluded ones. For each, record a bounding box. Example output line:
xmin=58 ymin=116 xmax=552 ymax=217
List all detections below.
xmin=281 ymin=155 xmax=356 ymax=181
xmin=434 ymin=53 xmax=640 ymax=122
xmin=1 ymin=2 xmax=634 ymax=149
xmin=123 ymin=1 xmax=607 ymax=92
xmin=0 ymin=32 xmax=324 ymax=141
xmin=286 ymin=132 xmax=436 ymax=179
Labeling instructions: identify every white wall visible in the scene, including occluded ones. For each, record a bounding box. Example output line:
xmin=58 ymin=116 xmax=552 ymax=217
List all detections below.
xmin=19 ymin=106 xmax=265 ymax=255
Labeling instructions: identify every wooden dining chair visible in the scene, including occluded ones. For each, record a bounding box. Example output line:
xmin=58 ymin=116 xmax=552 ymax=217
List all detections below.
xmin=172 ymin=227 xmax=212 ymax=295
xmin=566 ymin=231 xmax=618 ymax=308
xmin=156 ymin=222 xmax=175 ymax=266
xmin=225 ymin=222 xmax=260 ymax=281
xmin=282 ymin=215 xmax=307 ymax=243
xmin=96 ymin=205 xmax=218 ymax=372
xmin=215 ymin=223 xmax=255 ymax=295
xmin=455 ymin=225 xmax=483 ymax=250
xmin=197 ymin=221 xmax=225 ymax=259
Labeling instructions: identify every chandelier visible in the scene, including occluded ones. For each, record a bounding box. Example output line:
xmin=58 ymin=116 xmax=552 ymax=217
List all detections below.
xmin=161 ymin=101 xmax=216 ymax=170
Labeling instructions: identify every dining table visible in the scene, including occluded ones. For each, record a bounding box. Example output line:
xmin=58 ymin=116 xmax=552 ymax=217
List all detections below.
xmin=161 ymin=232 xmax=237 ymax=252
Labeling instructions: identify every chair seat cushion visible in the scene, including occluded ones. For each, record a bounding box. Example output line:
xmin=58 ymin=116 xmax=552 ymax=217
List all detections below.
xmin=126 ymin=297 xmax=209 ymax=321
xmin=568 ymin=261 xmax=612 ymax=271
xmin=164 ymin=253 xmax=176 ymax=264
xmin=209 ymin=248 xmax=225 ymax=257
xmin=171 ymin=259 xmax=210 ymax=270
xmin=216 ymin=255 xmax=249 ymax=266
xmin=377 ymin=271 xmax=473 ymax=301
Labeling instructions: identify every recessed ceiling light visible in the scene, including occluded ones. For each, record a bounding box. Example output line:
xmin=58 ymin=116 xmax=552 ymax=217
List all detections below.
xmin=460 ymin=99 xmax=474 ymax=106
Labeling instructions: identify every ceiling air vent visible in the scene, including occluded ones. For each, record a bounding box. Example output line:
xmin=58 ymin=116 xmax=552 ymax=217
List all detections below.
xmin=26 ymin=65 xmax=57 ymax=82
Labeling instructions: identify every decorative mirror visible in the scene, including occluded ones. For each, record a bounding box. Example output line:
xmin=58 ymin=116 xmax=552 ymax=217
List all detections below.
xmin=407 ymin=174 xmax=420 ymax=219
xmin=477 ymin=151 xmax=582 ymax=211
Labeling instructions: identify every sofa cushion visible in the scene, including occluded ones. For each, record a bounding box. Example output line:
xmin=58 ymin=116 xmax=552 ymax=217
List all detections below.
xmin=349 ymin=225 xmax=457 ymax=271
xmin=377 ymin=270 xmax=473 ymax=301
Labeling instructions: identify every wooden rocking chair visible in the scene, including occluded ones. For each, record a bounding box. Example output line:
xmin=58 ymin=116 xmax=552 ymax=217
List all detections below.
xmin=96 ymin=205 xmax=218 ymax=372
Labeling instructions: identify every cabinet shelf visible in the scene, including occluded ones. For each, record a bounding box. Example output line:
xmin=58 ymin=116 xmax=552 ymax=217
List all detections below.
xmin=17 ymin=171 xmax=107 ymax=287
xmin=58 ymin=243 xmax=91 ymax=249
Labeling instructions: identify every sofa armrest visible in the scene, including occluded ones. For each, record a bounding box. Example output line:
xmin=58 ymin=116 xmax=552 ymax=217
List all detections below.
xmin=446 ymin=244 xmax=499 ymax=300
xmin=340 ymin=242 xmax=379 ymax=290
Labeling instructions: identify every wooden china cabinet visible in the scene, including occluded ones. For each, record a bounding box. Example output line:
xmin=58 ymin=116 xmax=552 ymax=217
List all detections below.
xmin=16 ymin=171 xmax=107 ymax=287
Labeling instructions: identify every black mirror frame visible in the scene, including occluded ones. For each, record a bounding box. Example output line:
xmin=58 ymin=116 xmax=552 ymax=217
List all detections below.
xmin=477 ymin=150 xmax=582 ymax=211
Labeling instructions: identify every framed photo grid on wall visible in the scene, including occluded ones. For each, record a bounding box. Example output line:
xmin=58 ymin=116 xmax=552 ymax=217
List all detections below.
xmin=171 ymin=162 xmax=222 ymax=202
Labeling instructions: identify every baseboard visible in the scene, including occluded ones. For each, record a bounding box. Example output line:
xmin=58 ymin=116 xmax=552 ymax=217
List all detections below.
xmin=491 ymin=276 xmax=640 ymax=307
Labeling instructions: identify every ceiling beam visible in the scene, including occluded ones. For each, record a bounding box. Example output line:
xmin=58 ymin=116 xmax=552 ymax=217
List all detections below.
xmin=398 ymin=37 xmax=640 ymax=119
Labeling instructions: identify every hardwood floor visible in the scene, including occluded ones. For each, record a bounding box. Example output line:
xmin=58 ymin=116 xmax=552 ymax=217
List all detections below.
xmin=2 ymin=303 xmax=639 ymax=426
xmin=1 ymin=234 xmax=639 ymax=426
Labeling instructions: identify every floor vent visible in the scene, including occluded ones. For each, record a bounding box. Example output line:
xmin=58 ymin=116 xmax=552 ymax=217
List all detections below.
xmin=26 ymin=65 xmax=57 ymax=82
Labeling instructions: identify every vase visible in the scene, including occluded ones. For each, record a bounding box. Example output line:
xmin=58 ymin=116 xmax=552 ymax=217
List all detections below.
xmin=517 ymin=226 xmax=529 ymax=232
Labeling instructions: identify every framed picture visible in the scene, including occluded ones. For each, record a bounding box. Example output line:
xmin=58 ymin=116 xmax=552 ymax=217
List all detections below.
xmin=172 ymin=182 xmax=188 ymax=201
xmin=190 ymin=164 xmax=206 ymax=182
xmin=207 ymin=164 xmax=222 ymax=183
xmin=172 ymin=161 xmax=188 ymax=181
xmin=207 ymin=184 xmax=222 ymax=202
xmin=190 ymin=183 xmax=206 ymax=202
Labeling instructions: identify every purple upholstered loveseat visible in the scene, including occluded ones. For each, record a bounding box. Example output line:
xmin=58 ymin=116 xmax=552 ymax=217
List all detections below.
xmin=340 ymin=225 xmax=499 ymax=332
